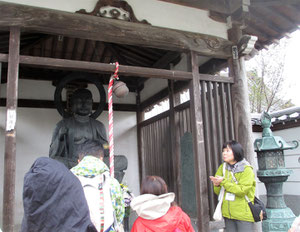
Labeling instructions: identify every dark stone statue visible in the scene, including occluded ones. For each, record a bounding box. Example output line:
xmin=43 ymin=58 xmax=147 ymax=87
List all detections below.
xmin=49 ymin=88 xmax=127 ymax=182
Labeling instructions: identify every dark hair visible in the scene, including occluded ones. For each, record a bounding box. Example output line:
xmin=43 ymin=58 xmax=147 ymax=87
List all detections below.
xmin=77 ymin=140 xmax=104 ymax=159
xmin=141 ymin=176 xmax=168 ymax=196
xmin=222 ymin=140 xmax=244 ymax=162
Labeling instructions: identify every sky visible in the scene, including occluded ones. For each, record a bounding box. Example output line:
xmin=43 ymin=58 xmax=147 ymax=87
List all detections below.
xmin=245 ymin=29 xmax=300 ymax=107
xmin=283 ymin=29 xmax=300 ymax=106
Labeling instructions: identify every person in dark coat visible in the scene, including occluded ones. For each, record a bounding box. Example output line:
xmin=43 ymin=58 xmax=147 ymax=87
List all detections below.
xmin=21 ymin=157 xmax=97 ymax=232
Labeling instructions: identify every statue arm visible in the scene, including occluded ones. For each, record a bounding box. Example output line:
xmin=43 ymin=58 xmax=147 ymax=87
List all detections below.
xmin=93 ymin=120 xmax=109 ymax=156
xmin=94 ymin=120 xmax=108 ymax=143
xmin=49 ymin=121 xmax=66 ymax=158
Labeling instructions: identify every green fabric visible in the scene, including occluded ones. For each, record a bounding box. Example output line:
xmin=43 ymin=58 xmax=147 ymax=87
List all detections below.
xmin=214 ymin=163 xmax=256 ymax=222
xmin=71 ymin=156 xmax=125 ymax=229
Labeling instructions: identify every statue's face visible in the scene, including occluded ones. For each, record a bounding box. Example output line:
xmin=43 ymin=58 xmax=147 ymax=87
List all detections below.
xmin=72 ymin=95 xmax=93 ymax=116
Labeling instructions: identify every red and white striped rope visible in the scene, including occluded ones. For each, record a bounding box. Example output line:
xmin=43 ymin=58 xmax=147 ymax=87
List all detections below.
xmin=108 ymin=62 xmax=119 ymax=178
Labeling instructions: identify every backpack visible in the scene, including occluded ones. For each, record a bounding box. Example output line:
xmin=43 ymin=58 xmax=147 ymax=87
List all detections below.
xmin=77 ymin=173 xmax=115 ymax=232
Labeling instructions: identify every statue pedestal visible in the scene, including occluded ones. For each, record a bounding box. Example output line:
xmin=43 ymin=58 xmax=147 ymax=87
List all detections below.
xmin=257 ymin=162 xmax=295 ymax=232
xmin=103 ymin=155 xmax=128 ymax=183
xmin=262 ymin=208 xmax=295 ymax=232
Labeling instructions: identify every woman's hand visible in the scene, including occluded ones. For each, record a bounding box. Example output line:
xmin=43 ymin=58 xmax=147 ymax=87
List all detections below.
xmin=209 ymin=176 xmax=224 ymax=186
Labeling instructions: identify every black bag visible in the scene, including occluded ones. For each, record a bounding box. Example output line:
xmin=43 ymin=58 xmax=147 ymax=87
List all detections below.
xmin=230 ymin=171 xmax=267 ymax=222
xmin=248 ymin=196 xmax=267 ymax=222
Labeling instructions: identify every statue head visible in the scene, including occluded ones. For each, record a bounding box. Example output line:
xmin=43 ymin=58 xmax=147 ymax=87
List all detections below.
xmin=71 ymin=89 xmax=93 ymax=116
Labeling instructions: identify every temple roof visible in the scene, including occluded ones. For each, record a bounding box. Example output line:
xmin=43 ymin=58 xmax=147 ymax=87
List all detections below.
xmin=252 ymin=106 xmax=300 ymax=131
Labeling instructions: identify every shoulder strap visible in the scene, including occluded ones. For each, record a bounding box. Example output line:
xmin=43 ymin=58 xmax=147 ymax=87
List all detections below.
xmin=229 ymin=171 xmax=251 ymax=203
xmin=107 ymin=176 xmax=119 ymax=231
xmin=98 ymin=174 xmax=105 ymax=232
xmin=230 ymin=171 xmax=237 ymax=183
xmin=222 ymin=163 xmax=226 ymax=177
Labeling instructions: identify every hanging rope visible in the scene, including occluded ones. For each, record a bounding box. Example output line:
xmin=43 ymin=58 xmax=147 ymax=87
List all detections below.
xmin=108 ymin=62 xmax=119 ymax=178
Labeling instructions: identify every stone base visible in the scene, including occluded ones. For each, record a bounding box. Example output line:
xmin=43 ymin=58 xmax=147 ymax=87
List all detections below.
xmin=262 ymin=208 xmax=295 ymax=232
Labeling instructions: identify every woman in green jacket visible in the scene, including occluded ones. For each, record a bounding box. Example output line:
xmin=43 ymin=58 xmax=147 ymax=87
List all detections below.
xmin=210 ymin=140 xmax=256 ymax=232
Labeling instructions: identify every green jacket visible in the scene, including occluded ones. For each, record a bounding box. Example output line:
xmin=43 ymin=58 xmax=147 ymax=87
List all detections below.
xmin=71 ymin=156 xmax=125 ymax=231
xmin=213 ymin=160 xmax=256 ymax=222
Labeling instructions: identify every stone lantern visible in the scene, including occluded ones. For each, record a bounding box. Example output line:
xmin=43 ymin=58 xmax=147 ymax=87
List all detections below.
xmin=254 ymin=112 xmax=298 ymax=232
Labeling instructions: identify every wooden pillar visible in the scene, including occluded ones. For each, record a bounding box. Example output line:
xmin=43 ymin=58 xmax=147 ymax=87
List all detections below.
xmin=2 ymin=27 xmax=20 ymax=232
xmin=0 ymin=62 xmax=2 ymax=96
xmin=168 ymin=80 xmax=181 ymax=203
xmin=0 ymin=62 xmax=2 ymax=80
xmin=188 ymin=51 xmax=209 ymax=231
xmin=227 ymin=24 xmax=256 ymax=167
xmin=136 ymin=89 xmax=145 ymax=182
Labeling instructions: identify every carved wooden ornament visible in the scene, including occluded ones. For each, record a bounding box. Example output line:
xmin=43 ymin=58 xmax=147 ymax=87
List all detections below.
xmin=77 ymin=0 xmax=150 ymax=24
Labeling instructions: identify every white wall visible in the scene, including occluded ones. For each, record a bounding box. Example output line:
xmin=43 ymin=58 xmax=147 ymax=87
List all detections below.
xmin=253 ymin=128 xmax=300 ymax=196
xmin=140 ymin=78 xmax=168 ymax=102
xmin=0 ymin=81 xmax=140 ymax=229
xmin=3 ymin=0 xmax=228 ymax=39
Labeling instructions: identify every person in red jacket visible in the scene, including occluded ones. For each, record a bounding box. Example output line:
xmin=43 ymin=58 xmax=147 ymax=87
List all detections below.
xmin=130 ymin=176 xmax=194 ymax=232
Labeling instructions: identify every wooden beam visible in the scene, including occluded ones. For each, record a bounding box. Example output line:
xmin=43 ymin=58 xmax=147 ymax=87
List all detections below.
xmin=188 ymin=51 xmax=209 ymax=232
xmin=91 ymin=41 xmax=104 ymax=62
xmin=140 ymin=70 xmax=234 ymax=111
xmin=120 ymin=45 xmax=159 ymax=60
xmin=1 ymin=67 xmax=69 ymax=83
xmin=71 ymin=38 xmax=80 ymax=60
xmin=248 ymin=9 xmax=284 ymax=35
xmin=244 ymin=24 xmax=270 ymax=42
xmin=0 ymin=53 xmax=234 ymax=82
xmin=261 ymin=6 xmax=299 ymax=28
xmin=0 ymin=99 xmax=56 ymax=108
xmin=60 ymin=36 xmax=69 ymax=59
xmin=113 ymin=46 xmax=153 ymax=65
xmin=0 ymin=2 xmax=232 ymax=58
xmin=3 ymin=26 xmax=20 ymax=232
xmin=20 ymin=34 xmax=50 ymax=53
xmin=140 ymin=80 xmax=189 ymax=111
xmin=140 ymin=88 xmax=169 ymax=111
xmin=119 ymin=53 xmax=149 ymax=67
xmin=0 ymin=98 xmax=137 ymax=111
xmin=152 ymin=51 xmax=181 ymax=69
xmin=158 ymin=0 xmax=232 ymax=14
xmin=51 ymin=36 xmax=58 ymax=58
xmin=1 ymin=66 xmax=143 ymax=92
xmin=250 ymin=0 xmax=300 ymax=7
xmin=80 ymin=40 xmax=89 ymax=61
xmin=105 ymin=43 xmax=128 ymax=65
xmin=138 ymin=110 xmax=170 ymax=127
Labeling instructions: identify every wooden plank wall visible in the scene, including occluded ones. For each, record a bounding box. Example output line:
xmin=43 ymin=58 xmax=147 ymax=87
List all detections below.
xmin=200 ymin=81 xmax=235 ymax=218
xmin=140 ymin=114 xmax=175 ymax=191
xmin=138 ymin=80 xmax=235 ymax=219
